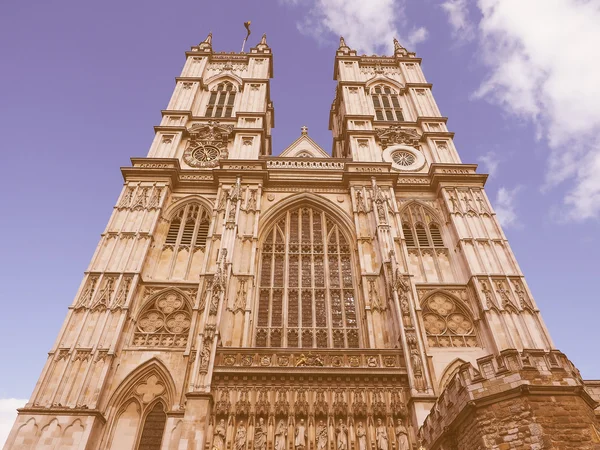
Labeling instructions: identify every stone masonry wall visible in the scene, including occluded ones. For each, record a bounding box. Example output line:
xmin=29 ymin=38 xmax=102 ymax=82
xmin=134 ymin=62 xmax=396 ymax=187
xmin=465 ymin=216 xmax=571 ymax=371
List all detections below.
xmin=420 ymin=349 xmax=600 ymax=450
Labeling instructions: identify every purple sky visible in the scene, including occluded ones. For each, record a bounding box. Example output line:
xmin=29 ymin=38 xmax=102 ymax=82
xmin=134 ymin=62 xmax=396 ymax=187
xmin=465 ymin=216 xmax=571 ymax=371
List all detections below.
xmin=1 ymin=0 xmax=599 ymax=412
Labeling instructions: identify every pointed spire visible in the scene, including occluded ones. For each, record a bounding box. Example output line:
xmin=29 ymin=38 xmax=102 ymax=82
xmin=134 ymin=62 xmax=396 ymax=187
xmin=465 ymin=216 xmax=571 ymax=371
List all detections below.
xmin=393 ymin=37 xmax=407 ymax=56
xmin=198 ymin=32 xmax=213 ymax=53
xmin=336 ymin=36 xmax=356 ymax=56
xmin=252 ymin=33 xmax=271 ymax=54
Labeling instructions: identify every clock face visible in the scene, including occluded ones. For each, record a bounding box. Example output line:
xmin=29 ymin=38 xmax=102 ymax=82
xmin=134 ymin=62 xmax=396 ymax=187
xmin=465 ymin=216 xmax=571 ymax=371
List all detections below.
xmin=191 ymin=145 xmax=220 ymax=162
xmin=183 ymin=143 xmax=221 ymax=168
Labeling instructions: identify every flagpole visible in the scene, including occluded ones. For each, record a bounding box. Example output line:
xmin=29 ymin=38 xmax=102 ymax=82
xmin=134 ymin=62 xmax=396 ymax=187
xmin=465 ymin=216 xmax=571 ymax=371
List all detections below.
xmin=241 ymin=21 xmax=251 ymax=52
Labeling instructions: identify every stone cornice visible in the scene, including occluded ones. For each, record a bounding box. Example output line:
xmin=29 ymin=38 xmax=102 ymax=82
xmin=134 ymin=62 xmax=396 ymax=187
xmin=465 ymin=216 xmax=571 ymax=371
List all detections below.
xmin=17 ymin=407 xmax=107 ymax=423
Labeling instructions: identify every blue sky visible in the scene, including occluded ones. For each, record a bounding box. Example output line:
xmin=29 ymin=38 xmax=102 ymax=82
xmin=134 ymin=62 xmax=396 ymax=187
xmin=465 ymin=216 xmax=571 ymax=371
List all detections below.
xmin=1 ymin=0 xmax=599 ymax=442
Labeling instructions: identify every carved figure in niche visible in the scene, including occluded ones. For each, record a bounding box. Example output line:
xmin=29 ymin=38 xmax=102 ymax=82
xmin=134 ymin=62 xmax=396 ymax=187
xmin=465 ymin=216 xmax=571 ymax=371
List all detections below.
xmin=275 ymin=419 xmax=287 ymax=450
xmin=200 ymin=342 xmax=211 ymax=371
xmin=395 ymin=419 xmax=409 ymax=450
xmin=410 ymin=349 xmax=426 ymax=392
xmin=449 ymin=195 xmax=459 ymax=213
xmin=246 ymin=189 xmax=257 ymax=211
xmin=217 ymin=190 xmax=228 ymax=210
xmin=213 ymin=419 xmax=226 ymax=450
xmin=356 ymin=190 xmax=368 ymax=213
xmin=254 ymin=417 xmax=267 ymax=450
xmin=336 ymin=419 xmax=348 ymax=450
xmin=376 ymin=201 xmax=387 ymax=223
xmin=400 ymin=298 xmax=412 ymax=327
xmin=295 ymin=418 xmax=307 ymax=450
xmin=235 ymin=422 xmax=247 ymax=450
xmin=376 ymin=418 xmax=388 ymax=450
xmin=316 ymin=420 xmax=328 ymax=450
xmin=227 ymin=204 xmax=237 ymax=222
xmin=356 ymin=422 xmax=367 ymax=450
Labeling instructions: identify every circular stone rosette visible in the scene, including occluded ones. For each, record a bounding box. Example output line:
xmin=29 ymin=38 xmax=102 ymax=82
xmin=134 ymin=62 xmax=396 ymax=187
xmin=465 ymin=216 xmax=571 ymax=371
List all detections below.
xmin=382 ymin=144 xmax=426 ymax=172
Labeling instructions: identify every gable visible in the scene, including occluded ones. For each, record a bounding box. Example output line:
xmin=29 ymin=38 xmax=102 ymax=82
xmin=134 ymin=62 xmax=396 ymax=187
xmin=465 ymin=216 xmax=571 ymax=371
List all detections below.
xmin=278 ymin=127 xmax=330 ymax=158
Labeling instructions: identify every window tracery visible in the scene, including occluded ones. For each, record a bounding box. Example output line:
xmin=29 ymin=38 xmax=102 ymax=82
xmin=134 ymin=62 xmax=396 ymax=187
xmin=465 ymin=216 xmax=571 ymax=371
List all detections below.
xmin=206 ymin=81 xmax=237 ymax=118
xmin=132 ymin=290 xmax=192 ymax=348
xmin=371 ymin=85 xmax=404 ymax=122
xmin=256 ymin=206 xmax=359 ymax=348
xmin=422 ymin=293 xmax=478 ymax=347
xmin=165 ymin=203 xmax=210 ymax=250
xmin=400 ymin=202 xmax=452 ymax=282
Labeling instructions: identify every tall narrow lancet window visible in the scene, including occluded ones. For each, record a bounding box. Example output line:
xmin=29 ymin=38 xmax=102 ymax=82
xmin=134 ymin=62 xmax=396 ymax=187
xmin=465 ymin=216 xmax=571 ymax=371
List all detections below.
xmin=205 ymin=81 xmax=236 ymax=118
xmin=371 ymin=85 xmax=404 ymax=122
xmin=165 ymin=203 xmax=210 ymax=250
xmin=137 ymin=402 xmax=167 ymax=450
xmin=256 ymin=206 xmax=359 ymax=348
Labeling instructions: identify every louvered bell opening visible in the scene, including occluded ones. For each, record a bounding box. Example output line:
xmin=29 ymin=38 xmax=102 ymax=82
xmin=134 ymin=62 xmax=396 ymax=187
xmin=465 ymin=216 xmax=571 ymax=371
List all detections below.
xmin=165 ymin=220 xmax=180 ymax=245
xmin=403 ymin=224 xmax=416 ymax=247
xmin=415 ymin=225 xmax=430 ymax=247
xmin=430 ymin=224 xmax=444 ymax=247
xmin=195 ymin=220 xmax=209 ymax=247
xmin=180 ymin=221 xmax=195 ymax=245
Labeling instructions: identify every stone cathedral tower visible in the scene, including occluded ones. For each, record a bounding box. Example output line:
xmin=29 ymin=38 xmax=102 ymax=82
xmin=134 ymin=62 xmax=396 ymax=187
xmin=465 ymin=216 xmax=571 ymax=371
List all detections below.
xmin=5 ymin=34 xmax=600 ymax=450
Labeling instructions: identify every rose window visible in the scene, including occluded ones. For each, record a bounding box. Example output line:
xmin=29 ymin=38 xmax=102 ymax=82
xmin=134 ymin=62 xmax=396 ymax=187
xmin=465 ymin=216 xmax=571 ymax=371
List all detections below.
xmin=133 ymin=290 xmax=192 ymax=348
xmin=391 ymin=150 xmax=415 ymax=166
xmin=422 ymin=293 xmax=478 ymax=348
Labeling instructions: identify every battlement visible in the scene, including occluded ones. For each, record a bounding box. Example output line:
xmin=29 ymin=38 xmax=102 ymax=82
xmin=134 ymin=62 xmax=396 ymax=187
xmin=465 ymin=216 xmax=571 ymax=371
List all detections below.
xmin=420 ymin=349 xmax=599 ymax=450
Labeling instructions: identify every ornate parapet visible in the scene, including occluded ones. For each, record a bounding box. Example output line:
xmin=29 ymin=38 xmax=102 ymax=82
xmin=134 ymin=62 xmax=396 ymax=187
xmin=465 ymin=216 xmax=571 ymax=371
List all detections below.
xmin=419 ymin=349 xmax=600 ymax=450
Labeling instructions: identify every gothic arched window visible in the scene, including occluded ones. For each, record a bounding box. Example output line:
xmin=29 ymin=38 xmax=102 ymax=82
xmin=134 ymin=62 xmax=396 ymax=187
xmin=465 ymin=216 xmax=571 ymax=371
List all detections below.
xmin=165 ymin=203 xmax=210 ymax=250
xmin=403 ymin=222 xmax=444 ymax=248
xmin=371 ymin=85 xmax=404 ymax=122
xmin=132 ymin=290 xmax=192 ymax=348
xmin=422 ymin=293 xmax=478 ymax=347
xmin=205 ymin=81 xmax=237 ymax=118
xmin=256 ymin=206 xmax=360 ymax=348
xmin=137 ymin=402 xmax=167 ymax=450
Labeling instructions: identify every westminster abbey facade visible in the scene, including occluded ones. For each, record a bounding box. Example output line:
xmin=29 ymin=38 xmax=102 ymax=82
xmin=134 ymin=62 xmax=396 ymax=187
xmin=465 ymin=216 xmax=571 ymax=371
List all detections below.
xmin=4 ymin=34 xmax=600 ymax=450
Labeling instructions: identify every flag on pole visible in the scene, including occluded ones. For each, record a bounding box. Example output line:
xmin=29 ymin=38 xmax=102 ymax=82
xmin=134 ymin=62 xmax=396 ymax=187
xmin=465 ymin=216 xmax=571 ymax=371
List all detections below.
xmin=244 ymin=21 xmax=251 ymax=39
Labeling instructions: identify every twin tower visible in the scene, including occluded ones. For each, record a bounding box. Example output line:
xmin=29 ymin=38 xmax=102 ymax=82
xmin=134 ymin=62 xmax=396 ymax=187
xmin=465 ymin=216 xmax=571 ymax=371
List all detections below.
xmin=5 ymin=33 xmax=599 ymax=450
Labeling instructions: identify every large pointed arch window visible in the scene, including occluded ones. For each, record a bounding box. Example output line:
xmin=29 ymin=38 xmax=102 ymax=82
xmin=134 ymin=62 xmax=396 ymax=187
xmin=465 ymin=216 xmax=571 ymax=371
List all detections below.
xmin=205 ymin=81 xmax=237 ymax=118
xmin=256 ymin=206 xmax=359 ymax=348
xmin=371 ymin=85 xmax=404 ymax=122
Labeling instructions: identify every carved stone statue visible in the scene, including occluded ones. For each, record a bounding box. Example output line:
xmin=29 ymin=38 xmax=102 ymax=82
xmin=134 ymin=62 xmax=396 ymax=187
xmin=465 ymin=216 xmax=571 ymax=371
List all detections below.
xmin=254 ymin=418 xmax=267 ymax=450
xmin=316 ymin=420 xmax=328 ymax=450
xmin=395 ymin=419 xmax=409 ymax=450
xmin=235 ymin=422 xmax=247 ymax=450
xmin=213 ymin=419 xmax=226 ymax=450
xmin=275 ymin=419 xmax=287 ymax=450
xmin=295 ymin=418 xmax=307 ymax=450
xmin=356 ymin=422 xmax=367 ymax=450
xmin=376 ymin=418 xmax=388 ymax=450
xmin=336 ymin=419 xmax=348 ymax=450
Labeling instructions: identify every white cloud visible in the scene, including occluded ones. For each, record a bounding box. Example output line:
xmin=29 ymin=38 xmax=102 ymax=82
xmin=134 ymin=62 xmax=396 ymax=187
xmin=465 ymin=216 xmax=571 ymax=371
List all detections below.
xmin=494 ymin=186 xmax=521 ymax=228
xmin=472 ymin=0 xmax=600 ymax=221
xmin=441 ymin=0 xmax=474 ymax=40
xmin=280 ymin=0 xmax=428 ymax=54
xmin=478 ymin=151 xmax=501 ymax=176
xmin=0 ymin=399 xmax=27 ymax=447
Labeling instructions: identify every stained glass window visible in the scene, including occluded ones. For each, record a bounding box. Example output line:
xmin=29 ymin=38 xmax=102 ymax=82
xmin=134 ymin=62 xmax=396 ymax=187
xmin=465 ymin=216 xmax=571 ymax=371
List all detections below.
xmin=256 ymin=206 xmax=360 ymax=348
